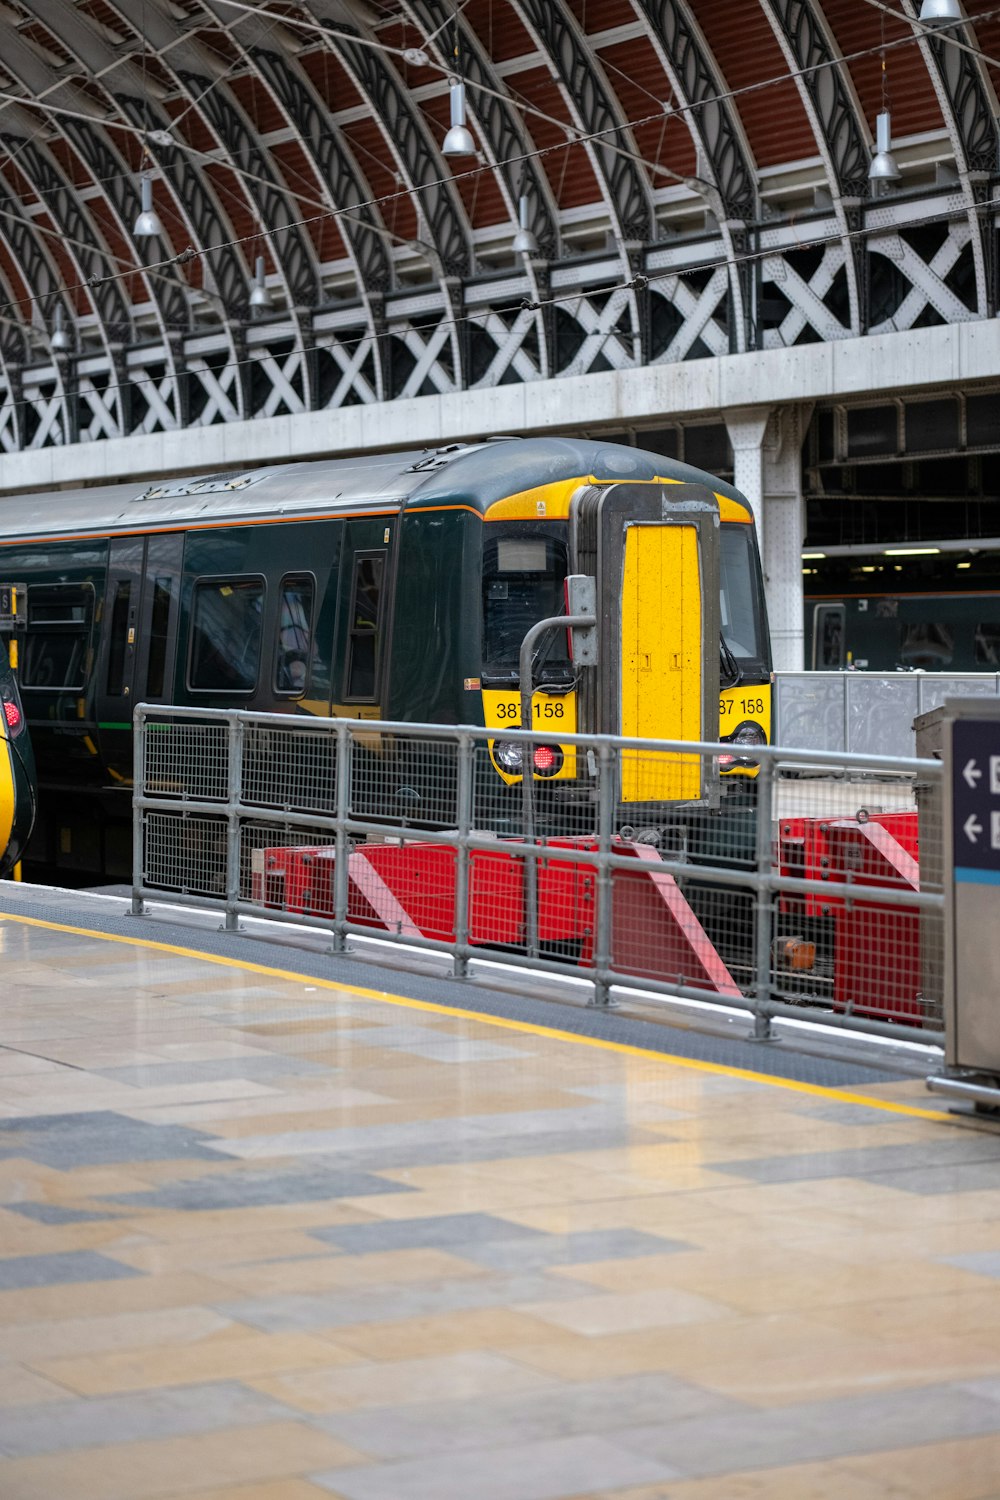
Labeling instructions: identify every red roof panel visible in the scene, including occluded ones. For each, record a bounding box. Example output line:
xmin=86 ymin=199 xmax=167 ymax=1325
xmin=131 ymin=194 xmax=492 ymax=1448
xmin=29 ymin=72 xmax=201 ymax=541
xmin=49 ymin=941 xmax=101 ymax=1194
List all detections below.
xmin=597 ymin=38 xmax=697 ymax=182
xmin=510 ymin=65 xmax=601 ymax=209
xmin=821 ymin=0 xmax=943 ymax=139
xmin=464 ymin=0 xmax=535 ymax=63
xmin=695 ymin=0 xmax=813 ymax=168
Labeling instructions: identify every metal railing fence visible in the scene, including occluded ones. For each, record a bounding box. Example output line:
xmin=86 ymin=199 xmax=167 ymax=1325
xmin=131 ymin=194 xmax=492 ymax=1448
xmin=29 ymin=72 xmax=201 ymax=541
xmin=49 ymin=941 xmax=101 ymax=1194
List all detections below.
xmin=775 ymin=671 xmax=1000 ymax=757
xmin=132 ymin=705 xmax=944 ymax=1044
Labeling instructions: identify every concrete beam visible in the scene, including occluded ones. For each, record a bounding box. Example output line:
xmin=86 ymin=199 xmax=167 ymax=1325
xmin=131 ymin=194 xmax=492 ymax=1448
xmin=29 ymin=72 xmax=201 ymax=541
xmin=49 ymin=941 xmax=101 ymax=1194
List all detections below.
xmin=0 ymin=320 xmax=997 ymax=494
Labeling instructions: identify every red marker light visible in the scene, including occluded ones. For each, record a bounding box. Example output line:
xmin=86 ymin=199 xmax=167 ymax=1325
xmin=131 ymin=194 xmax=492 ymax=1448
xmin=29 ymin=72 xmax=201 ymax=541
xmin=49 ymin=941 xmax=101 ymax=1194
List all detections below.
xmin=3 ymin=699 xmax=21 ymax=733
xmin=532 ymin=744 xmax=562 ymax=775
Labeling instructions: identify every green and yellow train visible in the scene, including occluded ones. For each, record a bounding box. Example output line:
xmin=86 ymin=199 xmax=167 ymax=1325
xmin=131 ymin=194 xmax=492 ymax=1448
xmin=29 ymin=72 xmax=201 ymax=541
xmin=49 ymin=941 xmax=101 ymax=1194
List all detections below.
xmin=0 ymin=436 xmax=770 ymax=878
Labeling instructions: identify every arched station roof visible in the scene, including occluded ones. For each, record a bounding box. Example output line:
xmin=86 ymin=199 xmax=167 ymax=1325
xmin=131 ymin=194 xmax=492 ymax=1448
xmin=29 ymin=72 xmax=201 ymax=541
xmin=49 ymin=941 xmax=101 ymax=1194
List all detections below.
xmin=0 ymin=0 xmax=996 ymax=452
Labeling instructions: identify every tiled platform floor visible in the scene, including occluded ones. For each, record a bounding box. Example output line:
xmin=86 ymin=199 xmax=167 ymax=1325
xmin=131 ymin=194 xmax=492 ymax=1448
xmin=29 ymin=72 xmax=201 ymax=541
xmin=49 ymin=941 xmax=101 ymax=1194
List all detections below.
xmin=1 ymin=906 xmax=1000 ymax=1499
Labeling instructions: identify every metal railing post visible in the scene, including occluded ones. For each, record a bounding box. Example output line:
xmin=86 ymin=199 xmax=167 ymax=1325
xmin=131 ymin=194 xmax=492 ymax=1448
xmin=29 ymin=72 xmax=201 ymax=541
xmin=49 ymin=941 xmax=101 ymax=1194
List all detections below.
xmin=453 ymin=732 xmax=473 ymax=979
xmin=590 ymin=740 xmax=615 ymax=1007
xmin=222 ymin=712 xmax=244 ymax=933
xmin=331 ymin=719 xmax=351 ymax=953
xmin=518 ymin=612 xmax=595 ymax=961
xmin=130 ymin=704 xmax=145 ymax=916
xmin=750 ymin=752 xmax=775 ymax=1040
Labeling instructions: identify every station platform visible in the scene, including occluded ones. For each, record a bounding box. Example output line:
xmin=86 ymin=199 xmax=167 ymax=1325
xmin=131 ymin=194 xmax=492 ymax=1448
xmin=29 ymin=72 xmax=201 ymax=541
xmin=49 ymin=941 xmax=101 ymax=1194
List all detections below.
xmin=1 ymin=884 xmax=1000 ymax=1500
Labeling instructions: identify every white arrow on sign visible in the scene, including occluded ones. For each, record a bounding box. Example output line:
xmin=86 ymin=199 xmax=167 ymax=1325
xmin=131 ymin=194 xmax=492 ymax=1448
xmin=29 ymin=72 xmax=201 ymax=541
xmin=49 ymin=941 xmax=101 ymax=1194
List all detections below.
xmin=964 ymin=759 xmax=983 ymax=789
xmin=965 ymin=814 xmax=983 ymax=844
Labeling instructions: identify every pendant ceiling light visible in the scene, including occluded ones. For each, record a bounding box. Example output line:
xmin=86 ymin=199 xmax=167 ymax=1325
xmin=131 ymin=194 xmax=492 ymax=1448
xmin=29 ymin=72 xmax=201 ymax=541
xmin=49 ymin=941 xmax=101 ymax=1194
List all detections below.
xmin=133 ymin=173 xmax=163 ymax=238
xmin=249 ymin=255 xmax=273 ymax=312
xmin=442 ymin=78 xmax=475 ymax=156
xmin=919 ymin=0 xmax=962 ymax=22
xmin=50 ymin=304 xmax=72 ymax=353
xmin=511 ymin=195 xmax=538 ymax=257
xmin=869 ymin=109 xmax=902 ymax=183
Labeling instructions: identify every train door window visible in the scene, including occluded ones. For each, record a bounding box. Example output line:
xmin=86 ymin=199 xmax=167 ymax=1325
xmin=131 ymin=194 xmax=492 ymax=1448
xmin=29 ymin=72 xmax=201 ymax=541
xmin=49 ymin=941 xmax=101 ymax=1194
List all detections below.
xmin=275 ymin=574 xmax=315 ymax=696
xmin=189 ymin=578 xmax=265 ymax=692
xmin=813 ymin=604 xmax=845 ymax=669
xmin=975 ymin=624 xmax=1000 ymax=666
xmin=21 ymin=583 xmax=94 ymax=691
xmin=106 ymin=581 xmax=132 ymax=695
xmin=146 ymin=577 xmax=173 ymax=698
xmin=344 ymin=554 xmax=384 ymax=701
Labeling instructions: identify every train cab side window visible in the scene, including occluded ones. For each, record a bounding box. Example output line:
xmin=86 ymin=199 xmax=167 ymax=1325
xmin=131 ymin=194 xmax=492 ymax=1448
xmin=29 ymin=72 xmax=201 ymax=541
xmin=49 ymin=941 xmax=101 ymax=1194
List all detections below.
xmin=21 ymin=583 xmax=94 ymax=691
xmin=275 ymin=575 xmax=315 ymax=697
xmin=189 ymin=578 xmax=265 ymax=693
xmin=813 ymin=605 xmax=845 ymax=669
xmin=344 ymin=554 xmax=384 ymax=701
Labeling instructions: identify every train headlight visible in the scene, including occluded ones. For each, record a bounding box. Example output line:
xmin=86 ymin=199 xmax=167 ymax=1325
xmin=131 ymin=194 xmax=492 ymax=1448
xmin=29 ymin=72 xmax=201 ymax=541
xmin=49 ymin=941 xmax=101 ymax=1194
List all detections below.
xmin=493 ymin=740 xmax=523 ymax=774
xmin=720 ymin=719 xmax=765 ymax=769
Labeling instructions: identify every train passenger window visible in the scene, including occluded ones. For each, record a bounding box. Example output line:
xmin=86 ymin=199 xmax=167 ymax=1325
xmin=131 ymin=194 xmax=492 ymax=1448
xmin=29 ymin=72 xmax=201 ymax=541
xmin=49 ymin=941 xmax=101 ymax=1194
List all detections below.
xmin=146 ymin=577 xmax=173 ymax=699
xmin=189 ymin=578 xmax=264 ymax=692
xmin=481 ymin=525 xmax=570 ymax=682
xmin=106 ymin=581 xmax=131 ymax=695
xmin=975 ymin=624 xmax=1000 ymax=666
xmin=813 ymin=605 xmax=845 ymax=669
xmin=344 ymin=555 xmax=384 ymax=701
xmin=21 ymin=583 xmax=94 ymax=691
xmin=275 ymin=575 xmax=315 ymax=696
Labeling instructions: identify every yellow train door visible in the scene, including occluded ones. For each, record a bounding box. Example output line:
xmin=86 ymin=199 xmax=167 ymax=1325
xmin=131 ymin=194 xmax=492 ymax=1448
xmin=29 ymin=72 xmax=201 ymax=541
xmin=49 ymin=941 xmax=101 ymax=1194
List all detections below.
xmin=620 ymin=522 xmax=704 ymax=803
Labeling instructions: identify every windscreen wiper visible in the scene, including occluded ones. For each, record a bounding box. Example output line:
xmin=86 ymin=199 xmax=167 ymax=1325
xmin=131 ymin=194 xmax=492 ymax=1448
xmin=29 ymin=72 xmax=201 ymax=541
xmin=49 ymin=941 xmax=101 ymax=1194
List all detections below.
xmin=720 ymin=634 xmax=741 ymax=689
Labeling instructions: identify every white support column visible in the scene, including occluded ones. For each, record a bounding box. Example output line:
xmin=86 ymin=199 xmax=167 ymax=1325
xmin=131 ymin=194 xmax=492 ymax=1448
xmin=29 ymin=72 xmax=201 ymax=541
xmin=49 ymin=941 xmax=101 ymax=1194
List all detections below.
xmin=725 ymin=403 xmax=812 ymax=673
xmin=725 ymin=405 xmax=770 ymax=540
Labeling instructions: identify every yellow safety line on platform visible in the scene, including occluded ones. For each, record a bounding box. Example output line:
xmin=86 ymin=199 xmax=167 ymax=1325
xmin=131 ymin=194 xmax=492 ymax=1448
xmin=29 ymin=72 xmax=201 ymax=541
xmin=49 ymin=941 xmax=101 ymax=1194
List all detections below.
xmin=0 ymin=909 xmax=950 ymax=1123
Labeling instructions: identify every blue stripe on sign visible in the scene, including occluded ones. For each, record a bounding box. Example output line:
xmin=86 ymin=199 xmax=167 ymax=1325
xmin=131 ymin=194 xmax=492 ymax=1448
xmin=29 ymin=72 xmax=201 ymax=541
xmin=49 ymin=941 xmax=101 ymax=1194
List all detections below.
xmin=955 ymin=866 xmax=1000 ymax=886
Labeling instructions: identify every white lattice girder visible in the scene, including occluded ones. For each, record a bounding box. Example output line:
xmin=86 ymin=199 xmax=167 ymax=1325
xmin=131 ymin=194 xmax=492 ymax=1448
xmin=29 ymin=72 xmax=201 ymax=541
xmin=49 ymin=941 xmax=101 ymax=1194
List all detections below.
xmin=762 ymin=244 xmax=850 ymax=346
xmin=468 ymin=310 xmax=544 ymax=389
xmin=186 ymin=359 xmax=243 ymax=427
xmin=869 ymin=223 xmax=977 ymax=332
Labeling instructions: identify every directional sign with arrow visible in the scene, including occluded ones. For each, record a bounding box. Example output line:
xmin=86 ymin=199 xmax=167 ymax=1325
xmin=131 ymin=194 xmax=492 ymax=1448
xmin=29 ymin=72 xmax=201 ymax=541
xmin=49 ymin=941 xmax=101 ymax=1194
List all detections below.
xmin=952 ymin=720 xmax=1000 ymax=878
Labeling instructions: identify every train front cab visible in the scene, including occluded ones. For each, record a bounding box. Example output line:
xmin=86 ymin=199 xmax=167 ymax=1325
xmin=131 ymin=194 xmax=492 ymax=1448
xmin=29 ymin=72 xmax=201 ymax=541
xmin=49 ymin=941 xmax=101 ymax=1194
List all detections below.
xmin=480 ymin=476 xmax=771 ymax=832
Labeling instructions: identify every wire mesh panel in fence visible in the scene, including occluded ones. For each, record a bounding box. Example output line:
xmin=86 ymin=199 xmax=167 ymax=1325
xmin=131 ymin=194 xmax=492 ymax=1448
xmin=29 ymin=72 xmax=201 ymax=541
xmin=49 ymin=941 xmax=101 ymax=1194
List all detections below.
xmin=770 ymin=758 xmax=943 ymax=1029
xmin=242 ymin=824 xmax=338 ymax=914
xmin=241 ymin=722 xmax=339 ymax=815
xmin=143 ymin=719 xmax=231 ymax=802
xmin=142 ymin=809 xmax=228 ymax=898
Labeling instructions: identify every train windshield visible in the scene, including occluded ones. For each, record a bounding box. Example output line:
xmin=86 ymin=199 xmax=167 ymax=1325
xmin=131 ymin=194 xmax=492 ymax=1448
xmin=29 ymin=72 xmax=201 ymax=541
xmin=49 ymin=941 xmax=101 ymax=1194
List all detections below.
xmin=482 ymin=524 xmax=570 ymax=684
xmin=720 ymin=523 xmax=765 ymax=663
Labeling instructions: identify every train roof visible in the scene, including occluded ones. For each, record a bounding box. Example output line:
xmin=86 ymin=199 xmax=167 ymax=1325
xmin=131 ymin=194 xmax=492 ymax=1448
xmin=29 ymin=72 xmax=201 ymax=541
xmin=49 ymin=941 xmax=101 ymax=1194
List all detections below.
xmin=0 ymin=436 xmax=748 ymax=542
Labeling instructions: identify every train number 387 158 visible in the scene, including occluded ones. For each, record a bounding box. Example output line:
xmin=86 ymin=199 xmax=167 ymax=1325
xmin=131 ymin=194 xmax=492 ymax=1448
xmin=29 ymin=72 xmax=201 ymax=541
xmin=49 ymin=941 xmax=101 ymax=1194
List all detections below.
xmin=719 ymin=696 xmax=766 ymax=718
xmin=495 ymin=700 xmax=566 ymax=722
